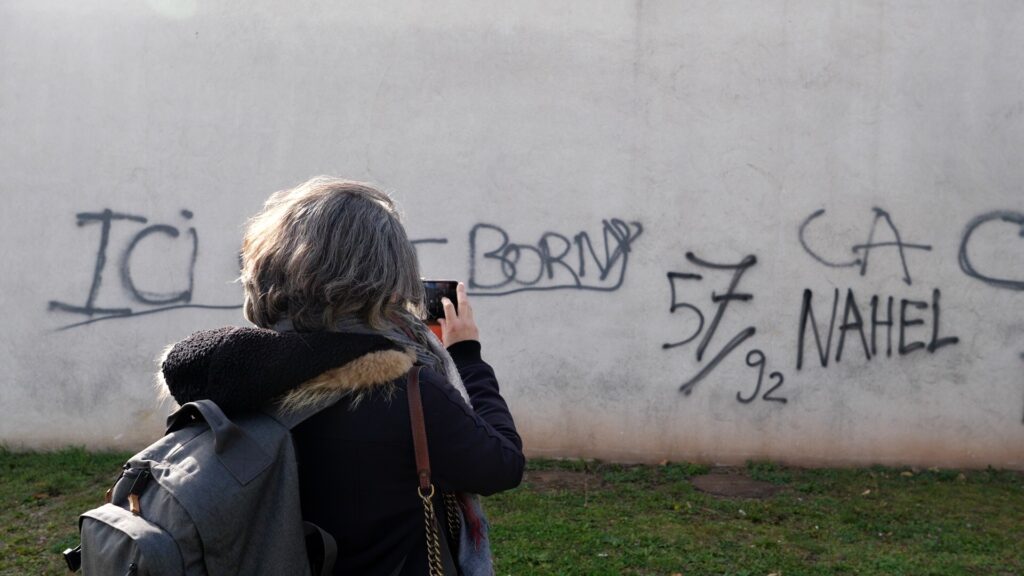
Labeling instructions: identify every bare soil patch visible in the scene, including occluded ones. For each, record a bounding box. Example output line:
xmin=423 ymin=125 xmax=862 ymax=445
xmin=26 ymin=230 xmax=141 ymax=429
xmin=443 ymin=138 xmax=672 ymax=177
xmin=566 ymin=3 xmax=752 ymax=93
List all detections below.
xmin=690 ymin=469 xmax=782 ymax=499
xmin=524 ymin=470 xmax=600 ymax=492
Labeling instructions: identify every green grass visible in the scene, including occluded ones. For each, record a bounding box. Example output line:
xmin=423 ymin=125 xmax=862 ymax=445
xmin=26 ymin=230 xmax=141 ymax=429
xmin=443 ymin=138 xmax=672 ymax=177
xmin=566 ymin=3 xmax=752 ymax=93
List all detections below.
xmin=488 ymin=461 xmax=1024 ymax=575
xmin=2 ymin=449 xmax=1022 ymax=575
xmin=0 ymin=447 xmax=131 ymax=576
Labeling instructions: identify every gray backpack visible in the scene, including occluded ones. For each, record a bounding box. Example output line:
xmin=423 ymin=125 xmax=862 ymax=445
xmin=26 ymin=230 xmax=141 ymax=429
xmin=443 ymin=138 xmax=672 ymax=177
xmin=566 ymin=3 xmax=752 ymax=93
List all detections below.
xmin=64 ymin=399 xmax=336 ymax=575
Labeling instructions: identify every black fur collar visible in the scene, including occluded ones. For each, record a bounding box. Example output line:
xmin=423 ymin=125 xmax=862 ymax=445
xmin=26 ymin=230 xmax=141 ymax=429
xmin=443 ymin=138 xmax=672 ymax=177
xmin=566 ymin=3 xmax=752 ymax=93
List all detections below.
xmin=159 ymin=326 xmax=404 ymax=415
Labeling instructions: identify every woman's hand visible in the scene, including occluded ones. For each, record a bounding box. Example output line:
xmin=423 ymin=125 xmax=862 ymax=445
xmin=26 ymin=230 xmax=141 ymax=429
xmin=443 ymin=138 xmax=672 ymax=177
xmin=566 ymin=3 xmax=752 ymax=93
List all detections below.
xmin=438 ymin=282 xmax=479 ymax=347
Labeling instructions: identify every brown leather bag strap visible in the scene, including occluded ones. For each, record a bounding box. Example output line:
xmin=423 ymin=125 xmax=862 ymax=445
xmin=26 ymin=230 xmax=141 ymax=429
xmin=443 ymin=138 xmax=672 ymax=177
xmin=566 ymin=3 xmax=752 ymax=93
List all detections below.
xmin=407 ymin=366 xmax=456 ymax=576
xmin=407 ymin=366 xmax=432 ymax=492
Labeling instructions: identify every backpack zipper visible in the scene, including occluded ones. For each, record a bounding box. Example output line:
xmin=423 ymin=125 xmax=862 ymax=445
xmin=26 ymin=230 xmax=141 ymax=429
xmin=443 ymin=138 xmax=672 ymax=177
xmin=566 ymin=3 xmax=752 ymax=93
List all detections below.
xmin=127 ymin=469 xmax=151 ymax=516
xmin=105 ymin=462 xmax=131 ymax=504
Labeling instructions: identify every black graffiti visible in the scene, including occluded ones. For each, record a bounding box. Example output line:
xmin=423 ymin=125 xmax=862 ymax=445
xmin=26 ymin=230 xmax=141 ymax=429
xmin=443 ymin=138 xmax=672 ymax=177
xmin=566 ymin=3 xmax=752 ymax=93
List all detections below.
xmin=411 ymin=238 xmax=449 ymax=249
xmin=123 ymin=223 xmax=198 ymax=304
xmin=958 ymin=210 xmax=1024 ymax=291
xmin=663 ymin=272 xmax=704 ymax=348
xmin=48 ymin=209 xmax=240 ymax=330
xmin=799 ymin=207 xmax=932 ymax=285
xmin=467 ymin=219 xmax=643 ymax=296
xmin=409 ymin=238 xmax=450 ymax=268
xmin=737 ymin=349 xmax=787 ymax=404
xmin=797 ymin=287 xmax=958 ymax=370
xmin=663 ymin=253 xmax=780 ymax=400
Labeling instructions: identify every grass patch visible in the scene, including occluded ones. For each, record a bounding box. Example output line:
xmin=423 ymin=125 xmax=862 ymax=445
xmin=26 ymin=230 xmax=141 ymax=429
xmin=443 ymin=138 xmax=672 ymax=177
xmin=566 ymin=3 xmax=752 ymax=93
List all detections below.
xmin=489 ymin=460 xmax=1023 ymax=575
xmin=1 ymin=450 xmax=1021 ymax=575
xmin=0 ymin=447 xmax=131 ymax=575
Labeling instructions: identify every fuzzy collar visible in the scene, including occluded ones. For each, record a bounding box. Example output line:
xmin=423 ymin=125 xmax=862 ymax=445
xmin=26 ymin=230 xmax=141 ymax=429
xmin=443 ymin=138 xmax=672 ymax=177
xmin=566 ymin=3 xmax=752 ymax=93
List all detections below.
xmin=158 ymin=326 xmax=415 ymax=415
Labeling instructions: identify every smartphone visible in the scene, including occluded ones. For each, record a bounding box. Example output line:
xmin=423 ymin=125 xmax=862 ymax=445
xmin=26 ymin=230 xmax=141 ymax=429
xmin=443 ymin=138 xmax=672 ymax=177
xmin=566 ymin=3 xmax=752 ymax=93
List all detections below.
xmin=422 ymin=280 xmax=459 ymax=322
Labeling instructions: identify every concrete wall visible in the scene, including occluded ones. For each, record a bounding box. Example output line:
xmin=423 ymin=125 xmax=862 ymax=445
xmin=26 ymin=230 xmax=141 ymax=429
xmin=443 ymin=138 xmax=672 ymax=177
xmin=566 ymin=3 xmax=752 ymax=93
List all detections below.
xmin=2 ymin=0 xmax=1022 ymax=468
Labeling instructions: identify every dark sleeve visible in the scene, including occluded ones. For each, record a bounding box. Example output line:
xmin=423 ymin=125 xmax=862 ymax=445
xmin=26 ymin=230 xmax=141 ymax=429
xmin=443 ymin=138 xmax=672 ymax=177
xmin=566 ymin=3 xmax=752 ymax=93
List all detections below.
xmin=416 ymin=341 xmax=524 ymax=496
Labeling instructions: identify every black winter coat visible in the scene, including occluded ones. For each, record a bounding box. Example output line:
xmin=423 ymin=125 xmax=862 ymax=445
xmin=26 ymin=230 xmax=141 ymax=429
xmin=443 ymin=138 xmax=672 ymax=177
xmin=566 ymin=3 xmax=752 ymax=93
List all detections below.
xmin=159 ymin=327 xmax=524 ymax=576
xmin=295 ymin=341 xmax=523 ymax=575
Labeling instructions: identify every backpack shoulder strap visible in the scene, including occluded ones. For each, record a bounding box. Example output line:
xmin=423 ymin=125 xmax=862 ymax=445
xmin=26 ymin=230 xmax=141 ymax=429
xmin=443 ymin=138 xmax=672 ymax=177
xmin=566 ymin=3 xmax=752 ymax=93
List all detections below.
xmin=167 ymin=399 xmax=273 ymax=485
xmin=304 ymin=521 xmax=338 ymax=576
xmin=265 ymin=397 xmax=340 ymax=431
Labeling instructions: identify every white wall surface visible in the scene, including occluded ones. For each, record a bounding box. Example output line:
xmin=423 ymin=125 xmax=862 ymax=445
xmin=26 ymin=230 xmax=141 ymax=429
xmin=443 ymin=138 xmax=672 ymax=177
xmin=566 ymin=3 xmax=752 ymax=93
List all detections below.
xmin=2 ymin=0 xmax=1023 ymax=468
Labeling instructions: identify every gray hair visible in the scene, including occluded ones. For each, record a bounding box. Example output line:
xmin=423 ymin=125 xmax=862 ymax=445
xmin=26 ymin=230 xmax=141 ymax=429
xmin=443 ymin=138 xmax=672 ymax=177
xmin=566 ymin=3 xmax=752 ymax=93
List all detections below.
xmin=240 ymin=176 xmax=424 ymax=331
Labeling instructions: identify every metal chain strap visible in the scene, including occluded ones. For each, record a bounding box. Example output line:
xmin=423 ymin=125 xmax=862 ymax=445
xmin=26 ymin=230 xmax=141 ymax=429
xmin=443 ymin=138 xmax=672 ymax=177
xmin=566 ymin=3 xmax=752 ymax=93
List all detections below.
xmin=420 ymin=485 xmax=445 ymax=576
xmin=443 ymin=492 xmax=462 ymax=544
